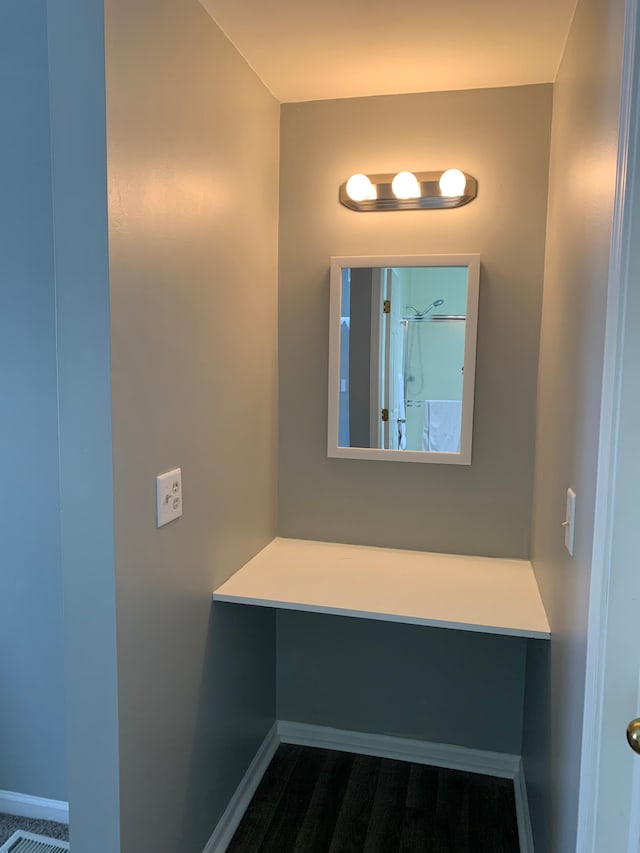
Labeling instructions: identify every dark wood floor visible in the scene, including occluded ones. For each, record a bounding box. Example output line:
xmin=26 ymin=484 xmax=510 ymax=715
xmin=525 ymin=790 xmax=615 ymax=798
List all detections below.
xmin=226 ymin=744 xmax=520 ymax=853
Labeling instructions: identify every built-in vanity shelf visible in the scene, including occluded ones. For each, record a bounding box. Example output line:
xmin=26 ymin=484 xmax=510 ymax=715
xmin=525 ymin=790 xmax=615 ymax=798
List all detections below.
xmin=212 ymin=537 xmax=550 ymax=640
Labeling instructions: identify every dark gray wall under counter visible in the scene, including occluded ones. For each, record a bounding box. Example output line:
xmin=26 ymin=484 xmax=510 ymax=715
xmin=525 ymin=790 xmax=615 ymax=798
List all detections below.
xmin=277 ymin=611 xmax=527 ymax=754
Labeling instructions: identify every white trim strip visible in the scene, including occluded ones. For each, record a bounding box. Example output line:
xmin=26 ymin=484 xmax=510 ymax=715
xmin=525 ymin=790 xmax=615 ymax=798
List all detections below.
xmin=514 ymin=758 xmax=535 ymax=853
xmin=278 ymin=720 xmax=520 ymax=778
xmin=202 ymin=724 xmax=279 ymax=853
xmin=0 ymin=790 xmax=69 ymax=824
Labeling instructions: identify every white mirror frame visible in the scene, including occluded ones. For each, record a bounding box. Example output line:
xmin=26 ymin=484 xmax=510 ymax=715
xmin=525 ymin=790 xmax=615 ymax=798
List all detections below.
xmin=328 ymin=253 xmax=480 ymax=464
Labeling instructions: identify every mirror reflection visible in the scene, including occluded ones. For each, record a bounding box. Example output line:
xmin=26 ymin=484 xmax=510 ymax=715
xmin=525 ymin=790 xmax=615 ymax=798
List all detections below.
xmin=328 ymin=255 xmax=479 ymax=463
xmin=339 ymin=265 xmax=467 ymax=452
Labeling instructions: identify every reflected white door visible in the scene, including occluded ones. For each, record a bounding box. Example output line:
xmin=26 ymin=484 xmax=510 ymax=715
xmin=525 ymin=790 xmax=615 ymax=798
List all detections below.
xmin=370 ymin=268 xmax=403 ymax=449
xmin=385 ymin=269 xmax=402 ymax=449
xmin=369 ymin=269 xmax=384 ymax=448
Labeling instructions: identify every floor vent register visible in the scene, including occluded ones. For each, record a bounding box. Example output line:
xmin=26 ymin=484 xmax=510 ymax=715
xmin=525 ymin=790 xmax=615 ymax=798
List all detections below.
xmin=0 ymin=832 xmax=69 ymax=853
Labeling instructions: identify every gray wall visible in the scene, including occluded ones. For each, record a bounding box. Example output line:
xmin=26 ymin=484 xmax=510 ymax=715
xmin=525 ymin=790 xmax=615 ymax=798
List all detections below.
xmin=47 ymin=0 xmax=121 ymax=847
xmin=103 ymin=1 xmax=280 ymax=851
xmin=277 ymin=612 xmax=527 ymax=753
xmin=278 ymin=85 xmax=552 ymax=557
xmin=0 ymin=0 xmax=67 ymax=802
xmin=525 ymin=0 xmax=626 ymax=848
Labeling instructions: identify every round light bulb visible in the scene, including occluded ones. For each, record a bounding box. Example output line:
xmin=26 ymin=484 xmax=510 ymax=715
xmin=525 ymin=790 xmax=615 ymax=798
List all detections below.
xmin=391 ymin=171 xmax=421 ymax=200
xmin=345 ymin=173 xmax=376 ymax=202
xmin=439 ymin=168 xmax=467 ymax=197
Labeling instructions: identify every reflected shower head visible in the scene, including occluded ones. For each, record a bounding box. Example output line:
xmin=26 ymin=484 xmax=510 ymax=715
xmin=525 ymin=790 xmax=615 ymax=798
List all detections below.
xmin=402 ymin=298 xmax=445 ymax=320
xmin=423 ymin=298 xmax=445 ymax=314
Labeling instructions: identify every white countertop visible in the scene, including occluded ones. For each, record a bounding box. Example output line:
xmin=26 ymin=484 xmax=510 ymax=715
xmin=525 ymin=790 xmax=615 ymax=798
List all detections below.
xmin=212 ymin=537 xmax=550 ymax=640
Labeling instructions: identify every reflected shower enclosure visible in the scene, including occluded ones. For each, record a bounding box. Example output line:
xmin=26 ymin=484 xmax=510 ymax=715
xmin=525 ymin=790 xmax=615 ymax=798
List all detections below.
xmin=328 ymin=255 xmax=480 ymax=464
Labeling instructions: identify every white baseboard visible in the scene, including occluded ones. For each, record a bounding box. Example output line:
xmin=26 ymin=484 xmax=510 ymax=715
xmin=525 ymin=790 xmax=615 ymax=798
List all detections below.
xmin=513 ymin=758 xmax=535 ymax=853
xmin=0 ymin=790 xmax=69 ymax=824
xmin=278 ymin=721 xmax=534 ymax=853
xmin=203 ymin=719 xmax=534 ymax=853
xmin=278 ymin=720 xmax=520 ymax=778
xmin=202 ymin=723 xmax=279 ymax=853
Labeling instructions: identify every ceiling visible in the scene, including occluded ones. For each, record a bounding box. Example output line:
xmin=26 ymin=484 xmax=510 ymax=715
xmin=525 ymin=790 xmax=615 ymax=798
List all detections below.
xmin=200 ymin=0 xmax=579 ymax=103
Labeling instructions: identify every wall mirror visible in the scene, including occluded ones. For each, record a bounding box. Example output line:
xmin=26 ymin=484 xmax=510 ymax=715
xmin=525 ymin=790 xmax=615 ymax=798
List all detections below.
xmin=328 ymin=254 xmax=480 ymax=464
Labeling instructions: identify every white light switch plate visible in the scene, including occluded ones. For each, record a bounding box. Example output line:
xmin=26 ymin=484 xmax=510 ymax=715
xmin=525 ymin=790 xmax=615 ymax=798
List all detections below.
xmin=156 ymin=468 xmax=183 ymax=528
xmin=564 ymin=487 xmax=576 ymax=556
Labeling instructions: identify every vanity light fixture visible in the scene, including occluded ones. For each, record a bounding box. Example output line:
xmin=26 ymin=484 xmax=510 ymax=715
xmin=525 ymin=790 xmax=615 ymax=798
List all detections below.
xmin=340 ymin=169 xmax=477 ymax=211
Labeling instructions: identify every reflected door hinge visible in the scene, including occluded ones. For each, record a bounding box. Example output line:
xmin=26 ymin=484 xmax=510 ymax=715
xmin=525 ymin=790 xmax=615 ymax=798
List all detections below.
xmin=383 ymin=300 xmax=391 ymax=314
xmin=381 ymin=408 xmax=389 ymax=422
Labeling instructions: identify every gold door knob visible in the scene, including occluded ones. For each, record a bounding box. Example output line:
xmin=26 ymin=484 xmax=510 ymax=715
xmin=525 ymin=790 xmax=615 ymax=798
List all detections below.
xmin=627 ymin=719 xmax=640 ymax=754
